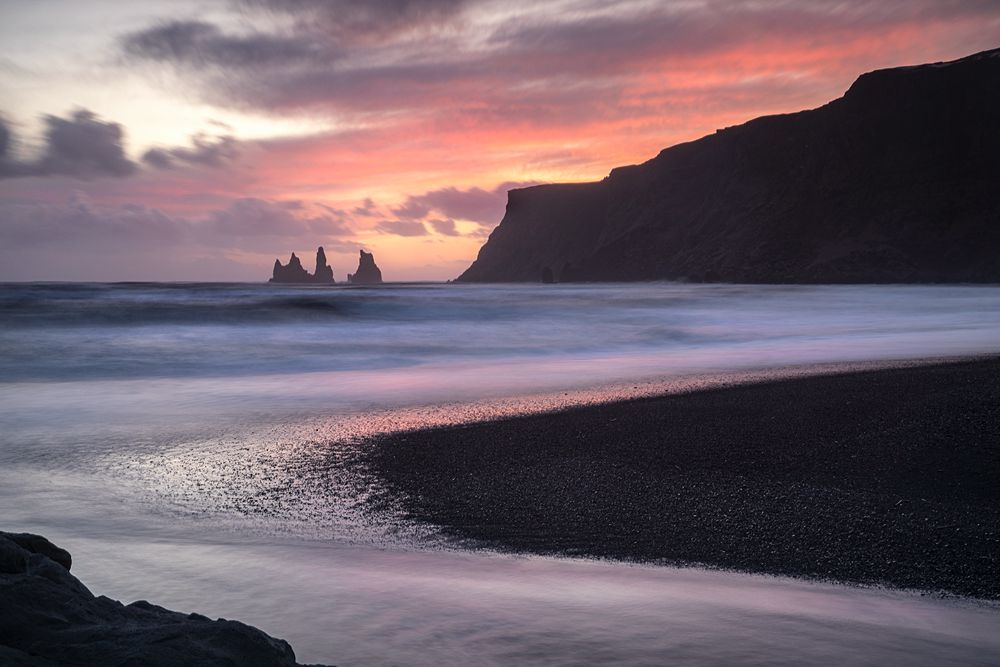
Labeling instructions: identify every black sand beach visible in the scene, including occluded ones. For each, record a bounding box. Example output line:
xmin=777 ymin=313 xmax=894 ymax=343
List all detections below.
xmin=361 ymin=358 xmax=1000 ymax=599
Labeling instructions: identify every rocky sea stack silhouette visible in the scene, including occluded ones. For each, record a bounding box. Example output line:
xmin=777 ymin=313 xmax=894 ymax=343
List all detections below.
xmin=458 ymin=48 xmax=1000 ymax=284
xmin=270 ymin=246 xmax=336 ymax=284
xmin=348 ymin=250 xmax=383 ymax=285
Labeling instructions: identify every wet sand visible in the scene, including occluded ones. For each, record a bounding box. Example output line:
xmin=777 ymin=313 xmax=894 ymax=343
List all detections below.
xmin=360 ymin=357 xmax=1000 ymax=599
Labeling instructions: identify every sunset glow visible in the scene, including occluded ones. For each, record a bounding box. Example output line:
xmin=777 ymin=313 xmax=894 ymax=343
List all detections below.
xmin=2 ymin=0 xmax=999 ymax=280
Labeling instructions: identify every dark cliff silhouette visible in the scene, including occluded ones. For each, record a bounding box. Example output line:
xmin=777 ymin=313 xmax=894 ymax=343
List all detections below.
xmin=458 ymin=48 xmax=1000 ymax=283
xmin=270 ymin=247 xmax=336 ymax=284
xmin=348 ymin=250 xmax=383 ymax=284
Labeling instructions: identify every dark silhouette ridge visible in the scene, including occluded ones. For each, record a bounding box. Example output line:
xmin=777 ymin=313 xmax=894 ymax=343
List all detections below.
xmin=347 ymin=249 xmax=383 ymax=284
xmin=458 ymin=47 xmax=1000 ymax=283
xmin=269 ymin=246 xmax=335 ymax=283
xmin=0 ymin=531 xmax=328 ymax=666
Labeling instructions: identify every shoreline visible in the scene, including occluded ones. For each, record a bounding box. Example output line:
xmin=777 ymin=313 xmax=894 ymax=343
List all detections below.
xmin=359 ymin=356 xmax=1000 ymax=599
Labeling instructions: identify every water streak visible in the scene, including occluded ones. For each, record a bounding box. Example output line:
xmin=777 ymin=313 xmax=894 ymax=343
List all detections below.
xmin=2 ymin=282 xmax=999 ymax=665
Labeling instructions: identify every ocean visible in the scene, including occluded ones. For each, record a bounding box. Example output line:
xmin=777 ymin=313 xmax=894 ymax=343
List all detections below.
xmin=2 ymin=282 xmax=1000 ymax=665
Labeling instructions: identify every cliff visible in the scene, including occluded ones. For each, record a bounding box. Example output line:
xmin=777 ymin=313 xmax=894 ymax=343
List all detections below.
xmin=0 ymin=531 xmax=328 ymax=666
xmin=270 ymin=247 xmax=335 ymax=284
xmin=347 ymin=250 xmax=383 ymax=285
xmin=458 ymin=47 xmax=1000 ymax=283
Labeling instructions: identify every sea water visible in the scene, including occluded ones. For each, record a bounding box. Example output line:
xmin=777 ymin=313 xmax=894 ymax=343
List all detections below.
xmin=2 ymin=282 xmax=999 ymax=665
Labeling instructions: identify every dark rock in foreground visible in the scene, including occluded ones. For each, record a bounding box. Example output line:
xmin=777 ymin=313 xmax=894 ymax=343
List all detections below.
xmin=1 ymin=532 xmax=71 ymax=571
xmin=0 ymin=531 xmax=328 ymax=666
xmin=361 ymin=358 xmax=1000 ymax=599
xmin=347 ymin=250 xmax=383 ymax=285
xmin=271 ymin=247 xmax=336 ymax=284
xmin=459 ymin=48 xmax=1000 ymax=283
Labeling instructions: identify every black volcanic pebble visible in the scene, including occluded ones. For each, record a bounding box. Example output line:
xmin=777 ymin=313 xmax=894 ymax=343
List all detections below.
xmin=360 ymin=358 xmax=1000 ymax=598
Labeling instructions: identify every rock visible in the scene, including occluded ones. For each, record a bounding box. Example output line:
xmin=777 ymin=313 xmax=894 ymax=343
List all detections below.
xmin=347 ymin=250 xmax=383 ymax=285
xmin=270 ymin=247 xmax=335 ymax=284
xmin=457 ymin=47 xmax=1000 ymax=283
xmin=541 ymin=267 xmax=555 ymax=284
xmin=1 ymin=532 xmax=71 ymax=571
xmin=270 ymin=252 xmax=311 ymax=283
xmin=0 ymin=531 xmax=330 ymax=667
xmin=313 ymin=247 xmax=334 ymax=283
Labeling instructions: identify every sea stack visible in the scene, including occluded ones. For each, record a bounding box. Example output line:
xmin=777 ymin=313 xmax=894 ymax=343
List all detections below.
xmin=313 ymin=246 xmax=334 ymax=283
xmin=270 ymin=247 xmax=335 ymax=284
xmin=347 ymin=250 xmax=383 ymax=285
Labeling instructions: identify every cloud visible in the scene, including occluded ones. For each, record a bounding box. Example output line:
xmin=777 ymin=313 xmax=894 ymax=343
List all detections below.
xmin=204 ymin=197 xmax=352 ymax=240
xmin=0 ymin=193 xmax=368 ymax=280
xmin=143 ymin=133 xmax=240 ymax=170
xmin=121 ymin=20 xmax=325 ymax=69
xmin=352 ymin=181 xmax=540 ymax=239
xmin=1 ymin=108 xmax=251 ymax=183
xmin=394 ymin=181 xmax=537 ymax=226
xmin=0 ymin=117 xmax=9 ymax=159
xmin=0 ymin=192 xmax=179 ymax=247
xmin=0 ymin=110 xmax=137 ymax=179
xmin=38 ymin=110 xmax=138 ymax=178
xmin=374 ymin=219 xmax=428 ymax=236
xmin=427 ymin=218 xmax=459 ymax=236
xmin=0 ymin=109 xmax=139 ymax=179
xmin=352 ymin=197 xmax=380 ymax=217
xmin=0 ymin=194 xmax=352 ymax=254
xmin=0 ymin=116 xmax=20 ymax=178
xmin=243 ymin=0 xmax=469 ymax=44
xmin=119 ymin=1 xmax=1000 ymax=118
xmin=487 ymin=1 xmax=1000 ymax=65
xmin=390 ymin=199 xmax=430 ymax=220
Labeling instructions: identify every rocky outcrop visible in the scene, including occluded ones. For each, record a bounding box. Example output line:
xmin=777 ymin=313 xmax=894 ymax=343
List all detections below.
xmin=313 ymin=247 xmax=334 ymax=283
xmin=0 ymin=531 xmax=329 ymax=667
xmin=347 ymin=250 xmax=383 ymax=285
xmin=270 ymin=247 xmax=335 ymax=284
xmin=458 ymin=47 xmax=1000 ymax=283
xmin=271 ymin=252 xmax=311 ymax=283
xmin=1 ymin=532 xmax=71 ymax=571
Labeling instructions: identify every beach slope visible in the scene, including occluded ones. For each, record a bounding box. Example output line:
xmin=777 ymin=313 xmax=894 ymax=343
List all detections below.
xmin=362 ymin=358 xmax=1000 ymax=598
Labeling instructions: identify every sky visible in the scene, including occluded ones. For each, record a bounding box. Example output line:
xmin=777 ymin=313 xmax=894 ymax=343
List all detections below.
xmin=1 ymin=0 xmax=999 ymax=281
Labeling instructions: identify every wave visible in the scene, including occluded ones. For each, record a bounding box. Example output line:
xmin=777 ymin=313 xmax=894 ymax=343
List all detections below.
xmin=0 ymin=284 xmax=361 ymax=326
xmin=2 ymin=282 xmax=1000 ymax=385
